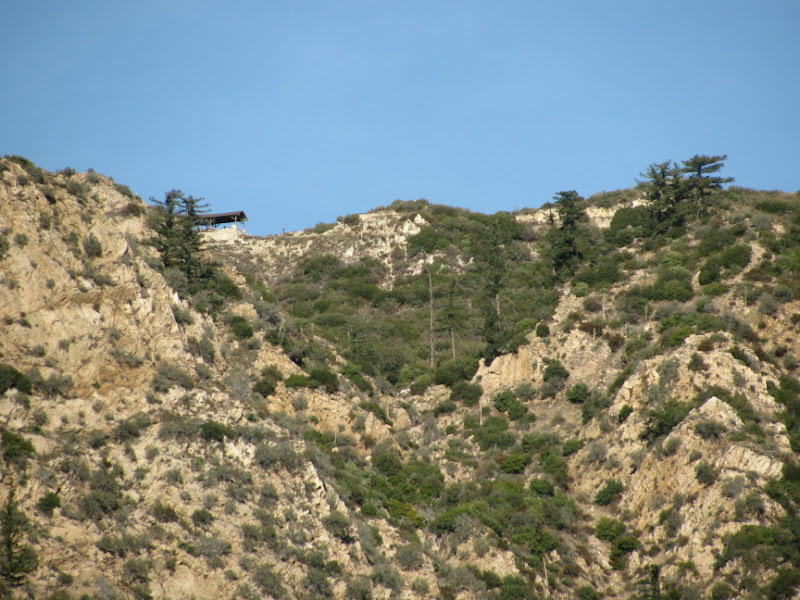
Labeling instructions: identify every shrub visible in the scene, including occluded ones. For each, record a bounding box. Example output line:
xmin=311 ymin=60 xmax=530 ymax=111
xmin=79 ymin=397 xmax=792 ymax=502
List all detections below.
xmin=473 ymin=415 xmax=515 ymax=451
xmin=433 ymin=357 xmax=479 ymax=387
xmin=695 ymin=462 xmax=717 ymax=486
xmin=152 ymin=501 xmax=180 ymax=523
xmin=579 ymin=585 xmax=602 ymax=600
xmin=543 ymin=359 xmax=569 ymax=383
xmin=433 ymin=400 xmax=457 ymax=416
xmin=662 ymin=436 xmax=681 ymax=456
xmin=228 ymin=316 xmax=254 ymax=339
xmin=0 ymin=364 xmax=32 ymax=395
xmin=493 ymin=390 xmax=527 ymax=419
xmin=151 ymin=364 xmax=194 ymax=391
xmin=83 ymin=234 xmax=103 ymax=258
xmin=171 ymin=304 xmax=194 ymax=325
xmin=372 ymin=451 xmax=402 ymax=477
xmin=595 ymin=479 xmax=624 ymax=505
xmin=565 ymin=383 xmax=589 ymax=404
xmin=595 ymin=517 xmax=625 ymax=541
xmin=499 ymin=453 xmax=531 ymax=474
xmin=562 ymin=438 xmax=583 ymax=456
xmin=529 ymin=478 xmax=555 ymax=496
xmin=253 ymin=377 xmax=277 ymax=397
xmin=641 ymin=399 xmax=692 ymax=443
xmin=37 ymin=491 xmax=61 ymax=515
xmin=688 ymin=353 xmax=708 ymax=372
xmin=494 ymin=390 xmax=516 ymax=412
xmin=323 ymin=511 xmax=355 ymax=543
xmin=506 ymin=399 xmax=528 ymax=420
xmin=618 ymin=405 xmax=633 ymax=423
xmin=252 ymin=563 xmax=286 ymax=599
xmin=1 ymin=430 xmax=36 ymax=464
xmin=498 ymin=575 xmax=527 ymax=600
xmin=284 ymin=374 xmax=312 ymax=389
xmin=535 ymin=323 xmax=550 ymax=338
xmin=201 ymin=420 xmax=231 ymax=443
xmin=113 ymin=412 xmax=151 ymax=442
xmin=694 ymin=420 xmax=727 ymax=440
xmin=346 ymin=576 xmax=373 ymax=600
xmin=394 ymin=544 xmax=424 ymax=571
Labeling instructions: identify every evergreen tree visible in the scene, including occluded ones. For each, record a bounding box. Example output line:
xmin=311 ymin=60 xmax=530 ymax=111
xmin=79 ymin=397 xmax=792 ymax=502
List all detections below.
xmin=0 ymin=479 xmax=37 ymax=593
xmin=680 ymin=154 xmax=733 ymax=215
xmin=546 ymin=190 xmax=588 ymax=278
xmin=638 ymin=161 xmax=687 ymax=234
xmin=151 ymin=190 xmax=209 ymax=278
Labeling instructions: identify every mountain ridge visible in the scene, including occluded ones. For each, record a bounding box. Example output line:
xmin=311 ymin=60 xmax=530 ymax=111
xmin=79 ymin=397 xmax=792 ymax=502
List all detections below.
xmin=1 ymin=155 xmax=800 ymax=600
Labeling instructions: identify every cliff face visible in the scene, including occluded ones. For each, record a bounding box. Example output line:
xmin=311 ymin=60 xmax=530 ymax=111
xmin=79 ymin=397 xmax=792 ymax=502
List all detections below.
xmin=1 ymin=157 xmax=799 ymax=600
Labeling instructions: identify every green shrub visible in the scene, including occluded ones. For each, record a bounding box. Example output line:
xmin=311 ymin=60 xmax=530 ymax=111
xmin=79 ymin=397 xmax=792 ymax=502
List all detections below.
xmin=535 ymin=323 xmax=550 ymax=338
xmin=595 ymin=517 xmax=625 ymax=541
xmin=473 ymin=415 xmax=515 ymax=451
xmin=498 ymin=575 xmax=527 ymax=600
xmin=543 ymin=359 xmax=569 ymax=383
xmin=83 ymin=234 xmax=103 ymax=258
xmin=610 ymin=534 xmax=640 ymax=570
xmin=37 ymin=491 xmax=61 ymax=515
xmin=540 ymin=452 xmax=569 ymax=485
xmin=394 ymin=544 xmax=424 ymax=571
xmin=499 ymin=453 xmax=531 ymax=474
xmin=1 ymin=430 xmax=35 ymax=464
xmin=285 ymin=374 xmax=313 ymax=389
xmin=433 ymin=400 xmax=457 ymax=416
xmin=494 ymin=390 xmax=516 ymax=412
xmin=506 ymin=399 xmax=528 ymax=420
xmin=694 ymin=420 xmax=726 ymax=440
xmin=372 ymin=451 xmax=402 ymax=477
xmin=565 ymin=383 xmax=589 ymax=404
xmin=201 ymin=420 xmax=231 ymax=443
xmin=171 ymin=304 xmax=194 ymax=325
xmin=493 ymin=390 xmax=527 ymax=419
xmin=152 ymin=501 xmax=180 ymax=523
xmin=529 ymin=478 xmax=555 ymax=496
xmin=309 ymin=367 xmax=339 ymax=393
xmin=562 ymin=438 xmax=583 ymax=456
xmin=151 ymin=364 xmax=194 ymax=391
xmin=594 ymin=479 xmax=624 ymax=505
xmin=0 ymin=364 xmax=32 ymax=395
xmin=434 ymin=357 xmax=480 ymax=387
xmin=253 ymin=562 xmax=286 ymax=599
xmin=323 ymin=511 xmax=355 ymax=543
xmin=618 ymin=405 xmax=633 ymax=423
xmin=113 ymin=412 xmax=151 ymax=442
xmin=695 ymin=462 xmax=717 ymax=486
xmin=228 ymin=315 xmax=254 ymax=339
xmin=641 ymin=399 xmax=692 ymax=443
xmin=579 ymin=585 xmax=602 ymax=600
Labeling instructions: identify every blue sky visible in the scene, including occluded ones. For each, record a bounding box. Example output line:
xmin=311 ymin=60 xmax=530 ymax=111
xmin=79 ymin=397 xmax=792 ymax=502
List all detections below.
xmin=2 ymin=1 xmax=798 ymax=236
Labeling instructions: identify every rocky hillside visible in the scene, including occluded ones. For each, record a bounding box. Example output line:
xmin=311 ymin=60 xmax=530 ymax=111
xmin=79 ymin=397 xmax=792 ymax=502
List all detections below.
xmin=1 ymin=155 xmax=800 ymax=600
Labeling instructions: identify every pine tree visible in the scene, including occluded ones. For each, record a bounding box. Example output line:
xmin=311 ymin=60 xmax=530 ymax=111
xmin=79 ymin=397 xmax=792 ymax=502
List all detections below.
xmin=546 ymin=190 xmax=588 ymax=278
xmin=638 ymin=161 xmax=686 ymax=233
xmin=680 ymin=154 xmax=733 ymax=215
xmin=150 ymin=190 xmax=209 ymax=279
xmin=0 ymin=479 xmax=37 ymax=592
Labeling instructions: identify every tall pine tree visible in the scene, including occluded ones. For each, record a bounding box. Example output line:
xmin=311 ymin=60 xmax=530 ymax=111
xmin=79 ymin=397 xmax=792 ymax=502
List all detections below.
xmin=150 ymin=190 xmax=209 ymax=279
xmin=0 ymin=479 xmax=37 ymax=593
xmin=680 ymin=154 xmax=733 ymax=216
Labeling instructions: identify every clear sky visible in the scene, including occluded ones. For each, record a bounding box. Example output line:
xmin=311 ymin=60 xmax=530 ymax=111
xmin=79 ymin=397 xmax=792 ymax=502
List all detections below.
xmin=2 ymin=1 xmax=798 ymax=236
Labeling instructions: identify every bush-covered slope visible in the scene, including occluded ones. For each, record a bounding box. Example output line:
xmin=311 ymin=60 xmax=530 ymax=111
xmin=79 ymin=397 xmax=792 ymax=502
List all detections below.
xmin=1 ymin=154 xmax=800 ymax=600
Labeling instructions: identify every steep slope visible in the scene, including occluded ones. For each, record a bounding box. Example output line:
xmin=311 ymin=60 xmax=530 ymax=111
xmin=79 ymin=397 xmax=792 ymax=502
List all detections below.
xmin=1 ymin=155 xmax=800 ymax=600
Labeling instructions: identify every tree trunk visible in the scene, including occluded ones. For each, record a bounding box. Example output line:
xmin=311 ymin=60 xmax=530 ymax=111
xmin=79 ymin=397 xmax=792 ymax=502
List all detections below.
xmin=427 ymin=268 xmax=435 ymax=370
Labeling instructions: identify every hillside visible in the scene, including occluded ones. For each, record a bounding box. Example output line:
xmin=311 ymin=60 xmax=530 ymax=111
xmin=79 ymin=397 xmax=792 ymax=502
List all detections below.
xmin=1 ymin=154 xmax=800 ymax=600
